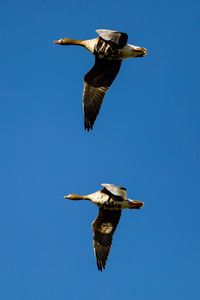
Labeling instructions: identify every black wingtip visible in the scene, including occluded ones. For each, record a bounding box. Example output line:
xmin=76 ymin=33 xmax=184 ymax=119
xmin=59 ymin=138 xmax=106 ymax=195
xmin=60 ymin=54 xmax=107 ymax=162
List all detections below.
xmin=97 ymin=261 xmax=106 ymax=272
xmin=84 ymin=119 xmax=94 ymax=131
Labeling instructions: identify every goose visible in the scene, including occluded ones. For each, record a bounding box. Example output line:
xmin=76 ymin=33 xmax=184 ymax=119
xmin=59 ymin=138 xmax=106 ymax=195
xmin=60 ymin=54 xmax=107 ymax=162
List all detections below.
xmin=64 ymin=183 xmax=144 ymax=271
xmin=54 ymin=29 xmax=147 ymax=131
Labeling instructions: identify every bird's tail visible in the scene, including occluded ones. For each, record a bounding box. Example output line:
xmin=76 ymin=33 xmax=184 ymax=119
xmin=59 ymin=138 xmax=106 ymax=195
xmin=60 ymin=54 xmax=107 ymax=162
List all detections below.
xmin=129 ymin=200 xmax=144 ymax=209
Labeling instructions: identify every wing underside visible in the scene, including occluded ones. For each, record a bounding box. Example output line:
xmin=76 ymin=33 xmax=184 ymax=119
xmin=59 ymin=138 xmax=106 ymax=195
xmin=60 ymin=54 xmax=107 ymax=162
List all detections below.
xmin=83 ymin=58 xmax=122 ymax=130
xmin=92 ymin=208 xmax=121 ymax=271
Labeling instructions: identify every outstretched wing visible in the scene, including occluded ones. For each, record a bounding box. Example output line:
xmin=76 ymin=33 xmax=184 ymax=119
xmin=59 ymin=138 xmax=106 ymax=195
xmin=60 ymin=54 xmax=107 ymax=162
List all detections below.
xmin=101 ymin=183 xmax=127 ymax=199
xmin=83 ymin=57 xmax=122 ymax=131
xmin=92 ymin=208 xmax=121 ymax=271
xmin=96 ymin=29 xmax=128 ymax=48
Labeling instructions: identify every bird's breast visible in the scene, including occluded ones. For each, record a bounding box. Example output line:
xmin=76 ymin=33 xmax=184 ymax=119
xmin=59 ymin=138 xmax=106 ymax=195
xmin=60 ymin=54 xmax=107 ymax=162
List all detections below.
xmin=89 ymin=192 xmax=119 ymax=209
xmin=90 ymin=192 xmax=131 ymax=210
xmin=82 ymin=38 xmax=99 ymax=54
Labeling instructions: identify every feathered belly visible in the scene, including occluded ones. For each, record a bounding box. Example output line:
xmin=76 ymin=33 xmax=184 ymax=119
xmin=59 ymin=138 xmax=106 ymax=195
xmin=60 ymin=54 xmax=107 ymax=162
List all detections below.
xmin=96 ymin=197 xmax=129 ymax=210
xmin=97 ymin=200 xmax=122 ymax=210
xmin=90 ymin=192 xmax=129 ymax=210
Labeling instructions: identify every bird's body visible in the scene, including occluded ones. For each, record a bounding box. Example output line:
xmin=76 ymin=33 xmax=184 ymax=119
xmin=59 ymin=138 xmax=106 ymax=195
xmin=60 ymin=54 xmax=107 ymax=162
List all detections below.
xmin=68 ymin=38 xmax=144 ymax=60
xmin=64 ymin=183 xmax=144 ymax=271
xmin=54 ymin=29 xmax=147 ymax=130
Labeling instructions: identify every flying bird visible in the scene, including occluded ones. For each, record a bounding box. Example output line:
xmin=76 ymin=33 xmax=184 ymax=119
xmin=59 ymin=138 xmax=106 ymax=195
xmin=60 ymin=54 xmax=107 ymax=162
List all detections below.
xmin=54 ymin=29 xmax=147 ymax=131
xmin=64 ymin=183 xmax=144 ymax=271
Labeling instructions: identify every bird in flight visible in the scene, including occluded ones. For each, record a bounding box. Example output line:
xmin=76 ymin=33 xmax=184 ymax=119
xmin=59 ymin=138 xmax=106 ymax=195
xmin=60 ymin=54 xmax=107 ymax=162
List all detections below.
xmin=64 ymin=183 xmax=144 ymax=271
xmin=54 ymin=29 xmax=147 ymax=131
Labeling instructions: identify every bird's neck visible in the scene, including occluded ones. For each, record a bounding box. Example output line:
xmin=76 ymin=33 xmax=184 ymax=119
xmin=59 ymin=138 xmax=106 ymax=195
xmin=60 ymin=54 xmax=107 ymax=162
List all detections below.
xmin=59 ymin=38 xmax=98 ymax=55
xmin=59 ymin=38 xmax=85 ymax=46
xmin=65 ymin=194 xmax=89 ymax=200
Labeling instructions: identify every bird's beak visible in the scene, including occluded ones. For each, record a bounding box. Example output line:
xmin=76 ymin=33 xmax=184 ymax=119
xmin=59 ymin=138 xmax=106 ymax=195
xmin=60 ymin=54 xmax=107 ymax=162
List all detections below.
xmin=64 ymin=195 xmax=70 ymax=199
xmin=54 ymin=39 xmax=62 ymax=44
xmin=133 ymin=46 xmax=148 ymax=57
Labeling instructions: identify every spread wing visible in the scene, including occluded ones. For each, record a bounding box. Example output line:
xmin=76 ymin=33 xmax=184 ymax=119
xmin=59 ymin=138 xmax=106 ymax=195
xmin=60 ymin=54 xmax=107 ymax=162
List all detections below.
xmin=92 ymin=208 xmax=121 ymax=271
xmin=101 ymin=183 xmax=127 ymax=199
xmin=96 ymin=29 xmax=128 ymax=48
xmin=83 ymin=57 xmax=122 ymax=131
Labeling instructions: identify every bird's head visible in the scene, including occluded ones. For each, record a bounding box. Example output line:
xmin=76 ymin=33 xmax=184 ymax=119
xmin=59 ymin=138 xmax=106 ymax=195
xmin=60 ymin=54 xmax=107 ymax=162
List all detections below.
xmin=64 ymin=194 xmax=77 ymax=199
xmin=54 ymin=38 xmax=82 ymax=46
xmin=54 ymin=38 xmax=68 ymax=45
xmin=64 ymin=194 xmax=85 ymax=200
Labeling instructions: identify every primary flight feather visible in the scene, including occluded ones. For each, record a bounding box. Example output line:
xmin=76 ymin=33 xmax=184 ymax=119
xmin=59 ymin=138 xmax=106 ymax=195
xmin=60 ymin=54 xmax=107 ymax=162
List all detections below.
xmin=54 ymin=29 xmax=147 ymax=131
xmin=64 ymin=183 xmax=144 ymax=271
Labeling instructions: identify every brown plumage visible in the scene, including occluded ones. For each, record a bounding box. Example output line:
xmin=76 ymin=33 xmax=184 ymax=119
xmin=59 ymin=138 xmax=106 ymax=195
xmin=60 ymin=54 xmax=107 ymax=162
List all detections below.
xmin=54 ymin=29 xmax=147 ymax=131
xmin=83 ymin=58 xmax=122 ymax=130
xmin=64 ymin=183 xmax=144 ymax=271
xmin=92 ymin=208 xmax=121 ymax=271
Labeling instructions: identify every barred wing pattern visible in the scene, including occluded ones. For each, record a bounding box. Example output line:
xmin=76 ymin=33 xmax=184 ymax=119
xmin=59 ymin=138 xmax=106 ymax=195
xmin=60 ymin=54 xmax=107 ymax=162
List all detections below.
xmin=83 ymin=58 xmax=122 ymax=130
xmin=101 ymin=183 xmax=127 ymax=199
xmin=96 ymin=29 xmax=128 ymax=48
xmin=92 ymin=208 xmax=121 ymax=271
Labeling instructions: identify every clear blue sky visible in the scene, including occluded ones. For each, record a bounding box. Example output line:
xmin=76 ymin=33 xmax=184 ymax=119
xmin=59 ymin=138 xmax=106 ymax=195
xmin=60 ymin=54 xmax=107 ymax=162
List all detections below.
xmin=1 ymin=0 xmax=200 ymax=299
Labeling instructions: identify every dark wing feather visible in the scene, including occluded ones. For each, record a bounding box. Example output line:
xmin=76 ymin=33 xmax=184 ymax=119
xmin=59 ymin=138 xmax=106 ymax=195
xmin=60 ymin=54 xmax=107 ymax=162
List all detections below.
xmin=83 ymin=57 xmax=122 ymax=131
xmin=92 ymin=208 xmax=121 ymax=271
xmin=96 ymin=29 xmax=128 ymax=48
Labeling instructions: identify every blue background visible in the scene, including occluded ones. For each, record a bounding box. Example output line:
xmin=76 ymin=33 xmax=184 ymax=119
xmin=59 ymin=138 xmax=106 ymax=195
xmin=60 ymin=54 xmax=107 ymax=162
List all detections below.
xmin=1 ymin=0 xmax=200 ymax=299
